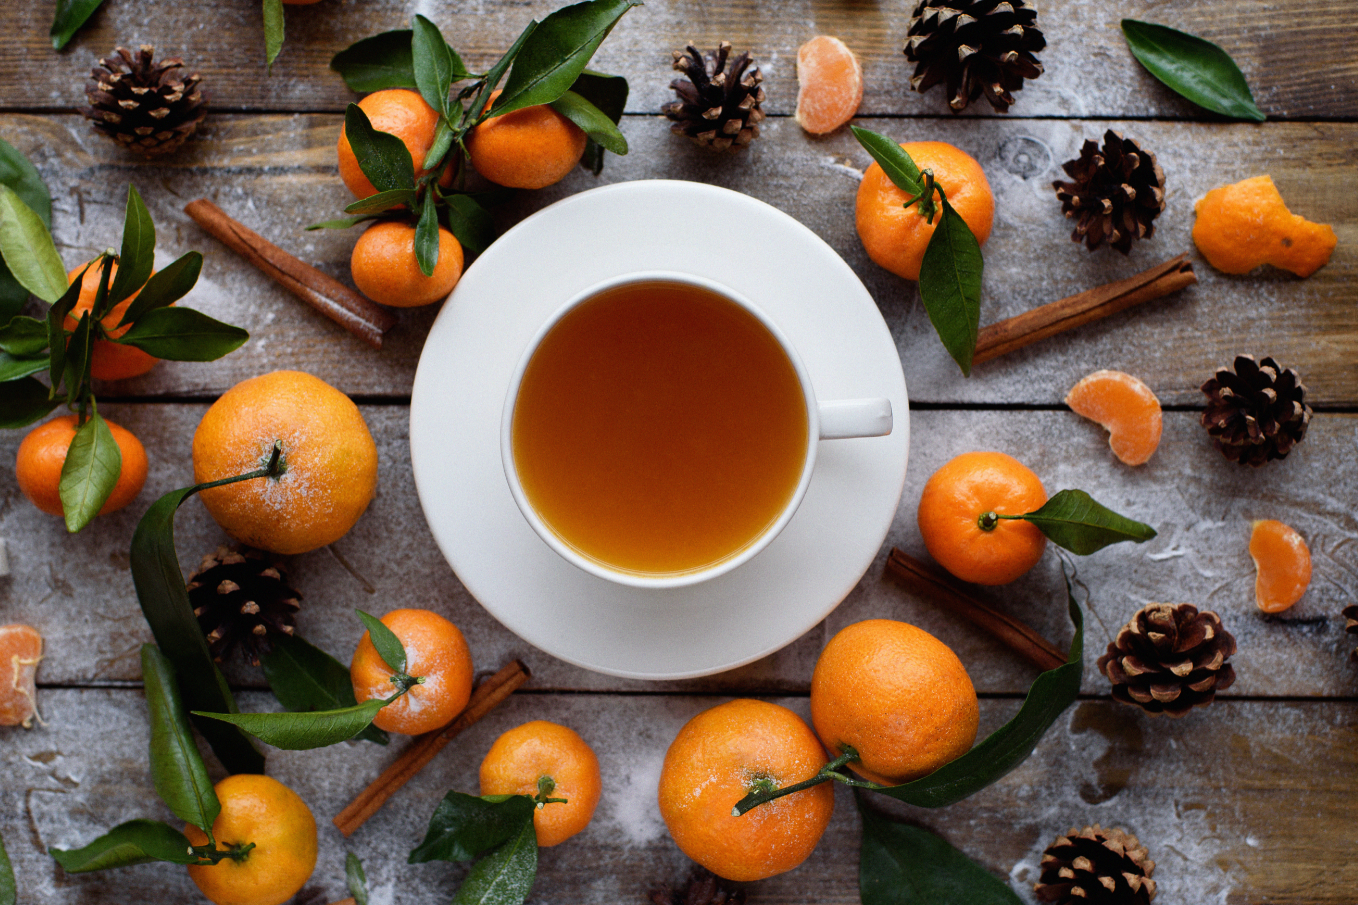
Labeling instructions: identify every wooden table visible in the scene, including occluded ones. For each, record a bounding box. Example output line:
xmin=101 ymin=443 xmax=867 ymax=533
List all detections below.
xmin=2 ymin=2 xmax=1356 ymax=903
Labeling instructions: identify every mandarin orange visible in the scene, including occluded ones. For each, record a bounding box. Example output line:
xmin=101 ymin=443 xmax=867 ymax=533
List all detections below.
xmin=480 ymin=721 xmax=602 ymax=847
xmin=350 ymin=608 xmax=473 ymax=735
xmin=15 ymin=415 xmax=148 ymax=519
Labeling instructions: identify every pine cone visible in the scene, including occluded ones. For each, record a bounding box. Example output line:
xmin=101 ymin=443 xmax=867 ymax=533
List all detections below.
xmin=188 ymin=546 xmax=300 ymax=665
xmin=79 ymin=45 xmax=207 ymax=159
xmin=1343 ymin=604 xmax=1358 ymax=663
xmin=1034 ymin=825 xmax=1156 ymax=904
xmin=648 ymin=870 xmax=745 ymax=905
xmin=1053 ymin=130 xmax=1166 ymax=254
xmin=1201 ymin=355 xmax=1312 ymax=466
xmin=662 ymin=43 xmax=765 ymax=151
xmin=1098 ymin=603 xmax=1236 ymax=717
xmin=903 ymin=0 xmax=1046 ymax=113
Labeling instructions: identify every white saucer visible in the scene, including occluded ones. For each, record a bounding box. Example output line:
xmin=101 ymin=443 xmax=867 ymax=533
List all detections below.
xmin=409 ymin=180 xmax=909 ymax=680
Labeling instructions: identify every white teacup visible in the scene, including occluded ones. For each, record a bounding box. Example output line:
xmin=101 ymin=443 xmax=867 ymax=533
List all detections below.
xmin=501 ymin=271 xmax=892 ymax=589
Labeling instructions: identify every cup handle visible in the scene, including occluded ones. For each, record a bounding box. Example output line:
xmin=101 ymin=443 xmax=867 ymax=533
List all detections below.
xmin=818 ymin=399 xmax=893 ymax=439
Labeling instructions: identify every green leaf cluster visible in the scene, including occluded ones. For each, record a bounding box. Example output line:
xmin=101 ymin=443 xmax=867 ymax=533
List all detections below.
xmin=411 ymin=792 xmax=540 ymax=905
xmin=319 ymin=0 xmax=639 ymax=271
xmin=0 ymin=167 xmax=248 ymax=532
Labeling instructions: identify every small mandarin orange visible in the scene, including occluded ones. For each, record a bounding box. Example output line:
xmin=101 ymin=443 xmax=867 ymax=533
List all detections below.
xmin=337 ymin=89 xmax=441 ymax=199
xmin=466 ymin=90 xmax=587 ymax=190
xmin=794 ymin=36 xmax=863 ymax=135
xmin=350 ymin=608 xmax=473 ymax=735
xmin=350 ymin=219 xmax=464 ymax=307
xmin=480 ymin=721 xmax=602 ymax=847
xmin=1249 ymin=519 xmax=1312 ymax=613
xmin=15 ymin=415 xmax=148 ymax=519
xmin=1065 ymin=369 xmax=1164 ymax=466
xmin=64 ymin=259 xmax=162 ymax=382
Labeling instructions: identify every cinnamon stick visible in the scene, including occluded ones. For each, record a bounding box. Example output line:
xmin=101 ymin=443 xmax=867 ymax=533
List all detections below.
xmin=334 ymin=659 xmax=530 ymax=837
xmin=184 ymin=198 xmax=396 ymax=349
xmin=886 ymin=548 xmax=1065 ymax=671
xmin=974 ymin=254 xmax=1196 ymax=365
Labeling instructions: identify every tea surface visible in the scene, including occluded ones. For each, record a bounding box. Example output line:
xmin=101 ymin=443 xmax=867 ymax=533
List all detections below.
xmin=512 ymin=280 xmax=810 ymax=576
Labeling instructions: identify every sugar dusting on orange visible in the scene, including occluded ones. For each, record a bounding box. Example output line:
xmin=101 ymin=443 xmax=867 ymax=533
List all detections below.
xmin=794 ymin=36 xmax=863 ymax=135
xmin=1193 ymin=175 xmax=1337 ymax=278
xmin=1065 ymin=369 xmax=1163 ymax=466
xmin=0 ymin=624 xmax=43 ymax=728
xmin=1250 ymin=519 xmax=1311 ymax=613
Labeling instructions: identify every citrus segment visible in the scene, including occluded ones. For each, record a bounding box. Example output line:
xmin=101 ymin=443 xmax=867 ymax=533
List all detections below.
xmin=15 ymin=415 xmax=148 ymax=519
xmin=350 ymin=220 xmax=463 ymax=307
xmin=480 ymin=720 xmax=602 ymax=847
xmin=337 ymin=89 xmax=441 ymax=200
xmin=350 ymin=608 xmax=473 ymax=736
xmin=794 ymin=36 xmax=863 ymax=135
xmin=1192 ymin=175 xmax=1337 ymax=278
xmin=1065 ymin=369 xmax=1163 ymax=466
xmin=466 ymin=90 xmax=587 ymax=189
xmin=1249 ymin=519 xmax=1311 ymax=613
xmin=0 ymin=624 xmax=43 ymax=728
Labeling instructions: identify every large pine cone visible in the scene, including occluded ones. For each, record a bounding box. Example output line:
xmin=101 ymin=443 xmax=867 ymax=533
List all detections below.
xmin=662 ymin=43 xmax=765 ymax=151
xmin=1201 ymin=355 xmax=1312 ymax=466
xmin=1097 ymin=603 xmax=1236 ymax=717
xmin=79 ymin=45 xmax=207 ymax=158
xmin=1034 ymin=825 xmax=1157 ymax=904
xmin=188 ymin=546 xmax=300 ymax=665
xmin=1053 ymin=130 xmax=1166 ymax=254
xmin=903 ymin=0 xmax=1046 ymax=113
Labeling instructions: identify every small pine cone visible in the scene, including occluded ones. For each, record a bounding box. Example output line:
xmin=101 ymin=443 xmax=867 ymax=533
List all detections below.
xmin=662 ymin=42 xmax=765 ymax=152
xmin=1098 ymin=603 xmax=1236 ymax=717
xmin=1034 ymin=824 xmax=1156 ymax=904
xmin=648 ymin=870 xmax=745 ymax=905
xmin=1344 ymin=604 xmax=1358 ymax=663
xmin=1053 ymin=130 xmax=1166 ymax=254
xmin=903 ymin=0 xmax=1046 ymax=113
xmin=79 ymin=45 xmax=207 ymax=159
xmin=188 ymin=546 xmax=300 ymax=665
xmin=1201 ymin=355 xmax=1312 ymax=466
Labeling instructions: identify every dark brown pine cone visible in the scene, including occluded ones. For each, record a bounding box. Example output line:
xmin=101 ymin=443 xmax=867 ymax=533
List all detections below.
xmin=1344 ymin=604 xmax=1358 ymax=663
xmin=1201 ymin=355 xmax=1312 ymax=466
xmin=1034 ymin=824 xmax=1157 ymax=904
xmin=903 ymin=0 xmax=1046 ymax=113
xmin=79 ymin=45 xmax=207 ymax=158
xmin=1053 ymin=130 xmax=1166 ymax=253
xmin=648 ymin=870 xmax=745 ymax=905
xmin=1097 ymin=603 xmax=1236 ymax=717
xmin=662 ymin=42 xmax=765 ymax=151
xmin=188 ymin=546 xmax=300 ymax=665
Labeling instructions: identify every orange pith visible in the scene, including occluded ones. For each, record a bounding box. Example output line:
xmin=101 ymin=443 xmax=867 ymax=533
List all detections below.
xmin=657 ymin=698 xmax=834 ymax=882
xmin=337 ymin=89 xmax=441 ymax=200
xmin=1249 ymin=520 xmax=1311 ymax=614
xmin=1192 ymin=175 xmax=1337 ymax=278
xmin=466 ymin=90 xmax=587 ymax=190
xmin=1065 ymin=369 xmax=1163 ymax=466
xmin=65 ymin=260 xmax=162 ymax=382
xmin=480 ymin=720 xmax=602 ymax=847
xmin=15 ymin=414 xmax=148 ymax=519
xmin=917 ymin=450 xmax=1048 ymax=585
xmin=794 ymin=36 xmax=863 ymax=135
xmin=350 ymin=220 xmax=464 ymax=308
xmin=856 ymin=140 xmax=994 ymax=281
xmin=0 ymin=624 xmax=43 ymax=728
xmin=810 ymin=619 xmax=979 ymax=784
xmin=350 ymin=608 xmax=473 ymax=735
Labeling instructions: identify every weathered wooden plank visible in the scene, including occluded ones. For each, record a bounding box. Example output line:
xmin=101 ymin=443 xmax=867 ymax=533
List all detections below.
xmin=3 ymin=406 xmax=1355 ymax=696
xmin=3 ymin=691 xmax=1356 ymax=904
xmin=1 ymin=112 xmax=1354 ymax=405
xmin=3 ymin=0 xmax=1353 ymax=120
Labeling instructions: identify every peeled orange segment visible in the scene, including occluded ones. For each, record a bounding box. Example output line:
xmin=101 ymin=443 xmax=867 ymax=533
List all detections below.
xmin=0 ymin=623 xmax=43 ymax=728
xmin=1065 ymin=369 xmax=1163 ymax=466
xmin=1193 ymin=175 xmax=1337 ymax=278
xmin=794 ymin=36 xmax=863 ymax=135
xmin=1250 ymin=519 xmax=1311 ymax=613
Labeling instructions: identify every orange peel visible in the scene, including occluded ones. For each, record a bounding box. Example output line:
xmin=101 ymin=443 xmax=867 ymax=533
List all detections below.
xmin=1192 ymin=175 xmax=1336 ymax=278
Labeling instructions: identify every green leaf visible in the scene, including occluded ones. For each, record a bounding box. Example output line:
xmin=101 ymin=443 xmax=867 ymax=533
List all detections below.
xmin=0 ymin=315 xmax=51 ymax=356
xmin=131 ymin=484 xmax=265 ymax=775
xmin=451 ymin=813 xmax=538 ymax=905
xmin=49 ymin=820 xmax=197 ymax=873
xmin=45 ymin=265 xmax=84 ymax=392
xmin=344 ymin=103 xmax=417 ymax=194
xmin=1121 ymin=20 xmax=1266 ymax=122
xmin=569 ymin=71 xmax=629 ymax=174
xmin=262 ymin=0 xmax=285 ymax=71
xmin=108 ymin=185 xmax=154 ymax=308
xmin=50 ymin=0 xmax=106 ymax=50
xmin=1016 ymin=489 xmax=1156 ymax=555
xmin=343 ymin=188 xmax=417 ymax=216
xmin=0 ymin=830 xmax=15 ymax=905
xmin=492 ymin=0 xmax=640 ymax=117
xmin=119 ymin=252 xmax=203 ymax=326
xmin=410 ymin=793 xmax=536 ymax=864
xmin=140 ymin=645 xmax=221 ymax=836
xmin=306 ymin=214 xmax=386 ymax=232
xmin=0 ymin=186 xmax=66 ymax=303
xmin=58 ymin=411 xmax=121 ymax=534
xmin=259 ymin=634 xmax=388 ymax=746
xmin=356 ymin=609 xmax=407 ymax=675
xmin=426 ymin=118 xmax=455 ymax=174
xmin=331 ymin=30 xmax=470 ymax=93
xmin=193 ymin=697 xmax=388 ymax=750
xmin=858 ymin=799 xmax=1021 ymax=905
xmin=851 ymin=126 xmax=924 ymax=195
xmin=415 ymin=192 xmax=440 ymax=278
xmin=60 ymin=310 xmax=92 ymax=400
xmin=0 ymin=265 xmax=29 ymax=326
xmin=115 ymin=307 xmax=249 ymax=361
xmin=346 ymin=853 xmax=370 ymax=905
xmin=412 ymin=15 xmax=455 ymax=117
xmin=918 ymin=199 xmax=983 ymax=377
xmin=0 ymin=378 xmax=59 ymax=428
xmin=0 ymin=137 xmax=50 ymax=321
xmin=550 ymin=90 xmax=627 ymax=155
xmin=0 ymin=351 xmax=48 ymax=382
xmin=476 ymin=23 xmax=539 ymax=113
xmin=441 ymin=193 xmax=496 ymax=256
